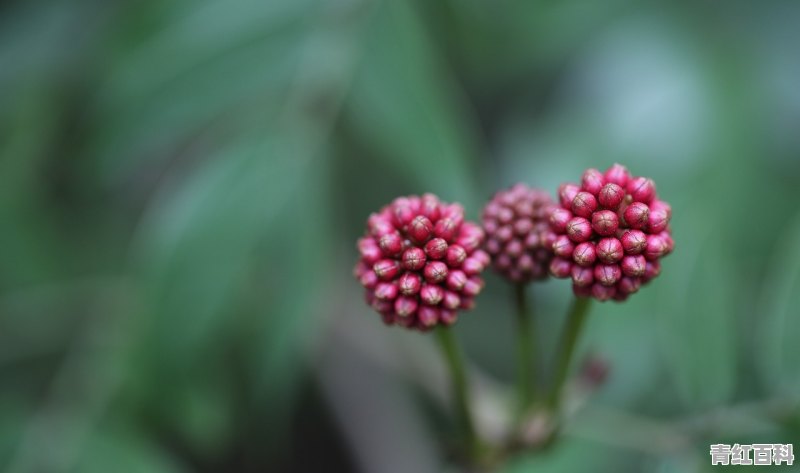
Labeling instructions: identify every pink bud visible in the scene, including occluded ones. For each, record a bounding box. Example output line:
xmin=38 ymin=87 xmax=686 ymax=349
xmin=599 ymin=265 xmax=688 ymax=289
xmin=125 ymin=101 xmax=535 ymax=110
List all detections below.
xmin=374 ymin=282 xmax=398 ymax=300
xmin=417 ymin=306 xmax=439 ymax=327
xmin=514 ymin=218 xmax=534 ymax=236
xmin=442 ymin=291 xmax=461 ymax=309
xmin=462 ymin=257 xmax=484 ymax=275
xmin=573 ymin=242 xmax=597 ymax=267
xmin=420 ymin=194 xmax=441 ymax=221
xmin=550 ymin=208 xmax=573 ymax=233
xmin=549 ymin=257 xmax=573 ymax=278
xmin=644 ymin=235 xmax=668 ymax=261
xmin=592 ymin=210 xmax=619 ymax=236
xmin=374 ymin=259 xmax=400 ymax=281
xmin=626 ymin=177 xmax=656 ymax=204
xmin=439 ymin=308 xmax=458 ymax=325
xmin=378 ymin=232 xmax=403 ymax=256
xmin=650 ymin=200 xmax=672 ymax=219
xmin=566 ymin=217 xmax=592 ymax=243
xmin=392 ymin=201 xmax=415 ymax=227
xmin=604 ymin=163 xmax=630 ymax=187
xmin=462 ymin=277 xmax=483 ymax=296
xmin=647 ymin=208 xmax=669 ymax=233
xmin=360 ymin=270 xmax=378 ymax=289
xmin=446 ymin=270 xmax=467 ymax=291
xmin=368 ymin=214 xmax=395 ymax=237
xmin=408 ymin=215 xmax=434 ymax=243
xmin=596 ymin=238 xmax=623 ymax=264
xmin=505 ymin=239 xmax=523 ymax=258
xmin=598 ymin=183 xmax=625 ymax=209
xmin=358 ymin=238 xmax=383 ymax=264
xmin=434 ymin=218 xmax=457 ymax=241
xmin=553 ymin=235 xmax=575 ymax=257
xmin=394 ymin=296 xmax=418 ymax=317
xmin=621 ymin=255 xmax=646 ymax=277
xmin=398 ymin=272 xmax=422 ymax=295
xmin=621 ymin=230 xmax=647 ymax=255
xmin=618 ymin=276 xmax=642 ymax=295
xmin=424 ymin=238 xmax=448 ymax=260
xmin=591 ymin=283 xmax=617 ymax=301
xmin=402 ymin=247 xmax=426 ymax=270
xmin=445 ymin=245 xmax=467 ymax=267
xmin=594 ymin=264 xmax=622 ymax=286
xmin=571 ymin=191 xmax=598 ymax=218
xmin=559 ymin=183 xmax=580 ymax=207
xmin=423 ymin=261 xmax=449 ymax=283
xmin=497 ymin=207 xmax=514 ymax=224
xmin=571 ymin=266 xmax=594 ymax=287
xmin=623 ymin=202 xmax=649 ymax=230
xmin=581 ymin=168 xmax=605 ymax=195
xmin=420 ymin=284 xmax=444 ymax=305
xmin=472 ymin=249 xmax=490 ymax=266
xmin=643 ymin=260 xmax=661 ymax=283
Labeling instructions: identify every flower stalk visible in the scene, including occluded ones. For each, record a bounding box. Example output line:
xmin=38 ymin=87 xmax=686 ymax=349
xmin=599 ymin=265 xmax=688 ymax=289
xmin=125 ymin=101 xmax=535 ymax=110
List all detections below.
xmin=514 ymin=284 xmax=535 ymax=412
xmin=546 ymin=297 xmax=592 ymax=412
xmin=434 ymin=327 xmax=480 ymax=460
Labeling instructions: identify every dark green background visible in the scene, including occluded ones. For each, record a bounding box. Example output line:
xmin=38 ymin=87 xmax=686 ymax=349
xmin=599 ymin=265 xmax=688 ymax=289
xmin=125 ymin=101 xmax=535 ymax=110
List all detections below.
xmin=1 ymin=0 xmax=799 ymax=471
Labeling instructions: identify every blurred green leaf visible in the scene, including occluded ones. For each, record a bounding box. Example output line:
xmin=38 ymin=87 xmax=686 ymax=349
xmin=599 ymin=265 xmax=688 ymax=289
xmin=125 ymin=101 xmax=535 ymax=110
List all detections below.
xmin=345 ymin=0 xmax=480 ymax=205
xmin=757 ymin=213 xmax=800 ymax=392
xmin=656 ymin=205 xmax=737 ymax=407
xmin=72 ymin=426 xmax=187 ymax=473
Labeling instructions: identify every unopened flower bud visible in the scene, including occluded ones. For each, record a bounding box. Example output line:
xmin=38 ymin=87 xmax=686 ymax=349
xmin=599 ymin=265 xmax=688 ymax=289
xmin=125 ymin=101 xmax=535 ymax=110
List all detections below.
xmin=402 ymin=247 xmax=427 ymax=271
xmin=566 ymin=217 xmax=592 ymax=243
xmin=621 ymin=255 xmax=646 ymax=277
xmin=398 ymin=272 xmax=422 ymax=295
xmin=573 ymin=242 xmax=597 ymax=267
xmin=626 ymin=177 xmax=656 ymax=204
xmin=598 ymin=183 xmax=625 ymax=210
xmin=374 ymin=259 xmax=401 ymax=281
xmin=621 ymin=229 xmax=647 ymax=255
xmin=558 ymin=183 xmax=580 ymax=208
xmin=445 ymin=245 xmax=467 ymax=267
xmin=572 ymin=191 xmax=598 ymax=218
xmin=592 ymin=209 xmax=619 ymax=236
xmin=604 ymin=163 xmax=630 ymax=187
xmin=594 ymin=264 xmax=622 ymax=286
xmin=379 ymin=232 xmax=404 ymax=256
xmin=623 ymin=202 xmax=649 ymax=230
xmin=549 ymin=257 xmax=573 ymax=278
xmin=596 ymin=238 xmax=623 ymax=264
xmin=581 ymin=168 xmax=605 ymax=195
xmin=408 ymin=215 xmax=434 ymax=243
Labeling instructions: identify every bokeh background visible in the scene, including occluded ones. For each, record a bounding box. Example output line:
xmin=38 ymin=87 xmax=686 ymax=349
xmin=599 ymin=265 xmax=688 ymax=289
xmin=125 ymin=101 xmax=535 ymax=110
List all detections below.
xmin=1 ymin=0 xmax=800 ymax=472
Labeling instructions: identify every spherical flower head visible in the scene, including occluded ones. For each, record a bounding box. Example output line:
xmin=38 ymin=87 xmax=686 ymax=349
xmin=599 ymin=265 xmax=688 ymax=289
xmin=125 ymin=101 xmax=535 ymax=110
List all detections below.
xmin=355 ymin=194 xmax=487 ymax=331
xmin=548 ymin=164 xmax=674 ymax=302
xmin=481 ymin=183 xmax=557 ymax=283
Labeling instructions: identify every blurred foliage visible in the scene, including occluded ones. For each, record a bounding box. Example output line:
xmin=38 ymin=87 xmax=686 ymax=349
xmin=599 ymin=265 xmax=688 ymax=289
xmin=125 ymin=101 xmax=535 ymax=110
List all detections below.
xmin=1 ymin=0 xmax=800 ymax=472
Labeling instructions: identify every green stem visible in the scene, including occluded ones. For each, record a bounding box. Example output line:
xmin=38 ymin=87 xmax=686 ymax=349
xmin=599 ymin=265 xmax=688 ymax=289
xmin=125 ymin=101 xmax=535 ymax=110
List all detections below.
xmin=434 ymin=327 xmax=479 ymax=461
xmin=514 ymin=284 xmax=535 ymax=411
xmin=546 ymin=297 xmax=592 ymax=412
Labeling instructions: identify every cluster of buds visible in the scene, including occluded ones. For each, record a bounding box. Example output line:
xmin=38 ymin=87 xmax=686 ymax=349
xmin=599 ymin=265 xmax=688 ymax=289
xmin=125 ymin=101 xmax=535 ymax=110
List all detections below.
xmin=548 ymin=164 xmax=674 ymax=301
xmin=353 ymin=194 xmax=488 ymax=330
xmin=482 ymin=184 xmax=557 ymax=283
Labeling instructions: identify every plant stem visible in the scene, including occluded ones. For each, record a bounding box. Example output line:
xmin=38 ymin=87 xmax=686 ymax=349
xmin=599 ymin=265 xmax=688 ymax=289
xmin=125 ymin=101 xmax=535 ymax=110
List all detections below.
xmin=434 ymin=327 xmax=479 ymax=460
xmin=546 ymin=297 xmax=592 ymax=412
xmin=514 ymin=283 xmax=535 ymax=411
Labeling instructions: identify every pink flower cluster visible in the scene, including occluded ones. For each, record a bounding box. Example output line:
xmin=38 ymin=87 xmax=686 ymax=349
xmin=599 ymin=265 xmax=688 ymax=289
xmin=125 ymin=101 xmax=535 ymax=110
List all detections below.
xmin=548 ymin=164 xmax=674 ymax=301
xmin=354 ymin=194 xmax=488 ymax=330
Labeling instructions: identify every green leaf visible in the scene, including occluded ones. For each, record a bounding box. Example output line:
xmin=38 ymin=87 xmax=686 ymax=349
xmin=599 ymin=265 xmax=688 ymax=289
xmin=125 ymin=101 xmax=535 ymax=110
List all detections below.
xmin=345 ymin=0 xmax=480 ymax=205
xmin=757 ymin=212 xmax=800 ymax=392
